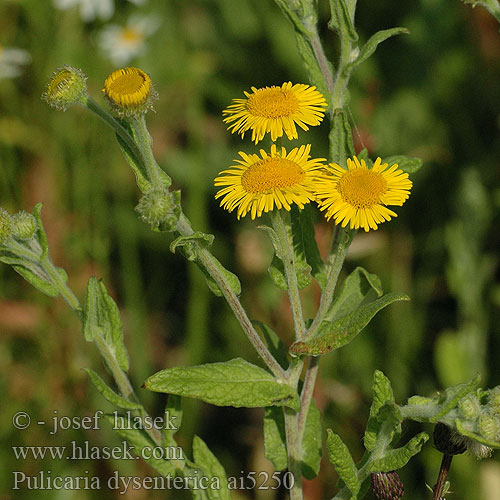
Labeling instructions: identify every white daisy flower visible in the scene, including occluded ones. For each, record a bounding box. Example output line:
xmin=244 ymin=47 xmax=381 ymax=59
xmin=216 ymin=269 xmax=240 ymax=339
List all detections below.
xmin=0 ymin=46 xmax=31 ymax=80
xmin=98 ymin=14 xmax=160 ymax=66
xmin=53 ymin=0 xmax=114 ymax=22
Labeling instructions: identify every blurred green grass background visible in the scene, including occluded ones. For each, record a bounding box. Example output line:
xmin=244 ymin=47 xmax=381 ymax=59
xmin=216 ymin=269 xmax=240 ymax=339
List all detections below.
xmin=0 ymin=0 xmax=499 ymax=498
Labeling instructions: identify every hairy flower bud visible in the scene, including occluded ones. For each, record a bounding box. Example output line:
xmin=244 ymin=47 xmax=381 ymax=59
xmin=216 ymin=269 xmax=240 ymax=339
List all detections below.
xmin=478 ymin=415 xmax=500 ymax=442
xmin=11 ymin=211 xmax=37 ymax=240
xmin=135 ymin=188 xmax=180 ymax=230
xmin=43 ymin=66 xmax=88 ymax=110
xmin=0 ymin=208 xmax=12 ymax=243
xmin=433 ymin=423 xmax=467 ymax=455
xmin=370 ymin=471 xmax=404 ymax=500
xmin=458 ymin=394 xmax=480 ymax=420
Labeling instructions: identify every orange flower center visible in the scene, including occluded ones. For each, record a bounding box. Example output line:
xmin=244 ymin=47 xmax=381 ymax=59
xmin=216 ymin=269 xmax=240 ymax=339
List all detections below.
xmin=247 ymin=87 xmax=299 ymax=118
xmin=242 ymin=157 xmax=305 ymax=193
xmin=337 ymin=169 xmax=387 ymax=208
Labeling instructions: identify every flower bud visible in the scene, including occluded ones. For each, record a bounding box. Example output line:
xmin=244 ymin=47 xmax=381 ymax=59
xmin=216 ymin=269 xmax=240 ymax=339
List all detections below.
xmin=135 ymin=188 xmax=180 ymax=230
xmin=43 ymin=66 xmax=88 ymax=110
xmin=433 ymin=423 xmax=467 ymax=455
xmin=11 ymin=211 xmax=37 ymax=240
xmin=103 ymin=67 xmax=158 ymax=116
xmin=0 ymin=208 xmax=12 ymax=243
xmin=478 ymin=415 xmax=500 ymax=442
xmin=458 ymin=394 xmax=480 ymax=421
xmin=370 ymin=471 xmax=404 ymax=500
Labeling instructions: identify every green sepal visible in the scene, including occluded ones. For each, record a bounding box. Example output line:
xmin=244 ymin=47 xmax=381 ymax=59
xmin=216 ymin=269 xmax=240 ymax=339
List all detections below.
xmin=193 ymin=436 xmax=231 ymax=500
xmin=329 ymin=109 xmax=355 ymax=166
xmin=290 ymin=293 xmax=410 ymax=356
xmin=103 ymin=414 xmax=178 ymax=477
xmin=328 ymin=0 xmax=358 ymax=41
xmin=253 ymin=321 xmax=289 ymax=370
xmin=369 ymin=432 xmax=429 ymax=472
xmin=144 ymin=358 xmax=300 ymax=410
xmin=170 ymin=232 xmax=215 ymax=261
xmin=10 ymin=263 xmax=59 ymax=297
xmin=345 ymin=28 xmax=410 ymax=73
xmin=83 ymin=277 xmax=129 ymax=372
xmin=326 ymin=429 xmax=360 ymax=498
xmin=364 ymin=370 xmax=395 ymax=451
xmin=85 ymin=368 xmax=142 ymax=410
xmin=163 ymin=395 xmax=182 ymax=446
xmin=382 ymin=155 xmax=423 ymax=174
xmin=455 ymin=419 xmax=500 ymax=449
xmin=327 ymin=267 xmax=383 ymax=321
xmin=263 ymin=400 xmax=322 ymax=477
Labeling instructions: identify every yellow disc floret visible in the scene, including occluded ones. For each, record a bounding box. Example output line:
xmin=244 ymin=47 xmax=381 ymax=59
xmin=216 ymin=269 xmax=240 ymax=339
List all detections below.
xmin=315 ymin=156 xmax=412 ymax=232
xmin=214 ymin=144 xmax=325 ymax=219
xmin=103 ymin=67 xmax=157 ymax=116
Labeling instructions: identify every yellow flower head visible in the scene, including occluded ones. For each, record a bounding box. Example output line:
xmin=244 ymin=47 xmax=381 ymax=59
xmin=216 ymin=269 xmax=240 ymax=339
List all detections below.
xmin=214 ymin=144 xmax=326 ymax=219
xmin=102 ymin=67 xmax=157 ymax=116
xmin=315 ymin=156 xmax=412 ymax=232
xmin=223 ymin=82 xmax=328 ymax=144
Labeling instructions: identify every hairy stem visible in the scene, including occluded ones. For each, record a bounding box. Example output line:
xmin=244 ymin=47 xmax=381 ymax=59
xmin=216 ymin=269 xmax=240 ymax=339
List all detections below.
xmin=176 ymin=213 xmax=287 ymax=380
xmin=284 ymin=407 xmax=303 ymax=500
xmin=270 ymin=210 xmax=306 ymax=341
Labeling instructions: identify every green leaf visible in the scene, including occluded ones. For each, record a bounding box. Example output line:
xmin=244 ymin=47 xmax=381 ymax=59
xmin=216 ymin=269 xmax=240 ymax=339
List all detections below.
xmin=170 ymin=232 xmax=215 ymax=261
xmin=369 ymin=432 xmax=429 ymax=472
xmin=430 ymin=375 xmax=481 ymax=423
xmin=301 ymin=400 xmax=322 ymax=479
xmin=144 ymin=358 xmax=300 ymax=410
xmin=33 ymin=203 xmax=48 ymax=260
xmin=253 ymin=321 xmax=289 ymax=370
xmin=383 ymin=155 xmax=423 ymax=174
xmin=295 ymin=33 xmax=332 ymax=109
xmin=263 ymin=407 xmax=287 ymax=470
xmin=83 ymin=277 xmax=129 ymax=372
xmin=264 ymin=213 xmax=313 ymax=291
xmin=364 ymin=371 xmax=395 ymax=451
xmin=263 ymin=400 xmax=322 ymax=477
xmin=198 ymin=255 xmax=241 ymax=298
xmin=328 ymin=0 xmax=358 ymax=41
xmin=329 ymin=109 xmax=355 ymax=166
xmin=103 ymin=414 xmax=179 ymax=477
xmin=163 ymin=395 xmax=182 ymax=446
xmin=327 ymin=267 xmax=383 ymax=321
xmin=11 ymin=264 xmax=59 ymax=297
xmin=290 ymin=293 xmax=410 ymax=356
xmin=346 ymin=28 xmax=409 ymax=73
xmin=193 ymin=436 xmax=231 ymax=500
xmin=85 ymin=369 xmax=142 ymax=410
xmin=115 ymin=131 xmax=153 ymax=194
xmin=291 ymin=205 xmax=326 ymax=288
xmin=326 ymin=429 xmax=360 ymax=497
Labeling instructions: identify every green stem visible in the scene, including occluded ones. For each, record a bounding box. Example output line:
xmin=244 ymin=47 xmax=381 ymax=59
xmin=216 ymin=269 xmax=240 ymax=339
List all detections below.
xmin=176 ymin=213 xmax=287 ymax=380
xmin=41 ymin=256 xmax=82 ymax=314
xmin=85 ymin=97 xmax=144 ymax=170
xmin=270 ymin=210 xmax=306 ymax=341
xmin=129 ymin=115 xmax=167 ymax=189
xmin=284 ymin=407 xmax=303 ymax=500
xmin=306 ymin=226 xmax=353 ymax=339
xmin=298 ymin=357 xmax=319 ymax=439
